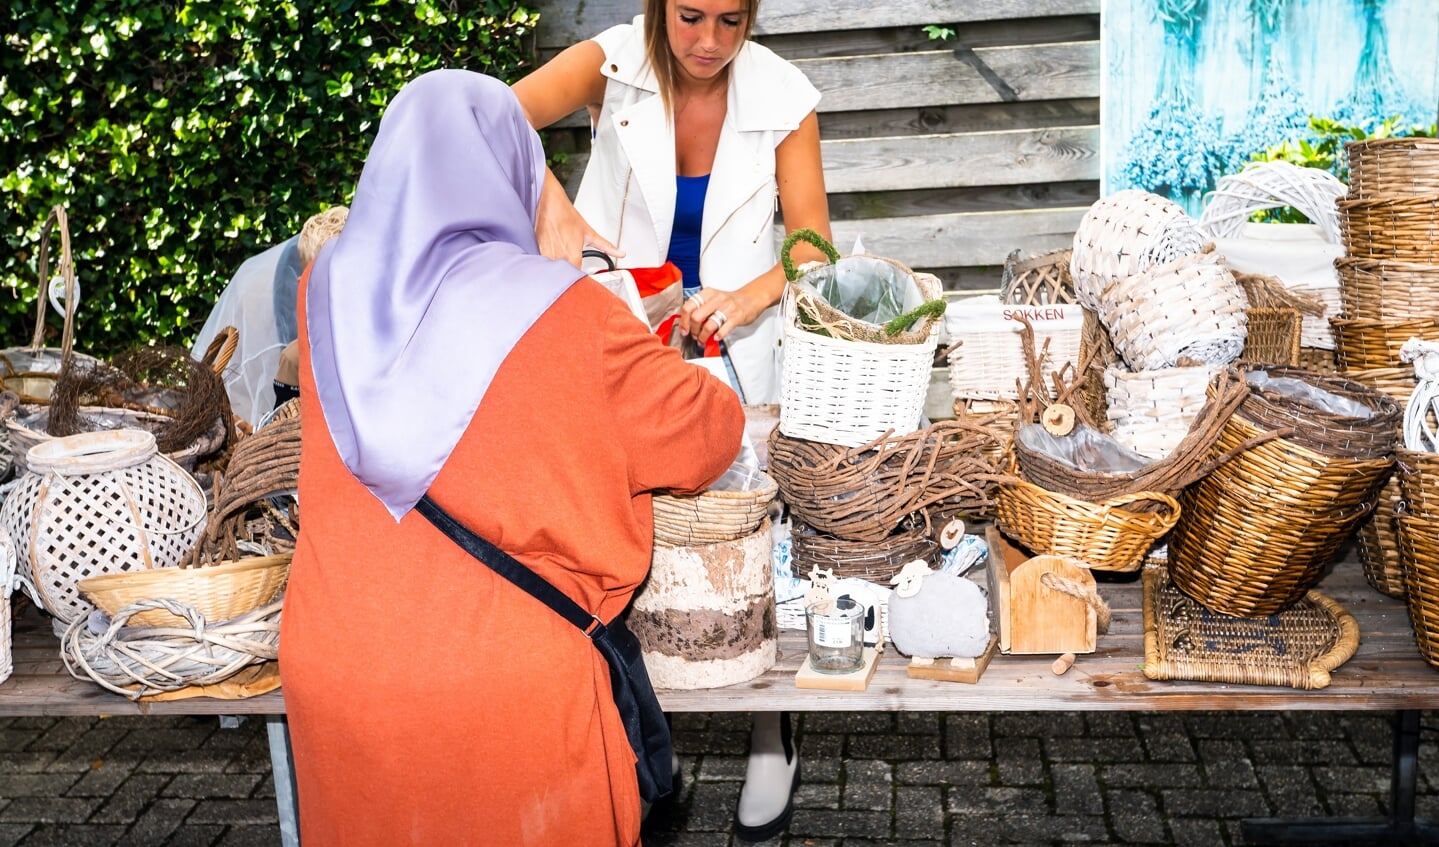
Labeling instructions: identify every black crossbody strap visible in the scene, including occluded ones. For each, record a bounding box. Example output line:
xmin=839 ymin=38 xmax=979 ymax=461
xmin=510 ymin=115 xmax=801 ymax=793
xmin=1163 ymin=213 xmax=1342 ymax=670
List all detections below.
xmin=416 ymin=495 xmax=603 ymax=637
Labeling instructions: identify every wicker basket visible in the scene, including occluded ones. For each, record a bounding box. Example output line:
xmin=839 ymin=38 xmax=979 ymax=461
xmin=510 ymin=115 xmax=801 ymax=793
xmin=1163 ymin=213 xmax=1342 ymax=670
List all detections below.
xmin=1298 ymin=346 xmax=1339 ymax=373
xmin=1167 ymin=413 xmax=1393 ymax=617
xmin=1339 ymin=195 xmax=1439 ymax=263
xmin=77 ymin=554 xmax=291 ymax=628
xmin=1395 ymin=449 xmax=1439 ymax=667
xmin=951 ymin=397 xmax=1019 ymax=470
xmin=1198 ymin=161 xmax=1346 ymax=245
xmin=1241 ymin=307 xmax=1303 ymax=366
xmin=999 ymin=248 xmax=1075 ymax=306
xmin=1069 ymin=190 xmax=1206 ymax=310
xmin=61 ymin=598 xmax=281 ymax=699
xmin=1331 ymin=317 xmax=1439 ymax=371
xmin=1346 ymin=137 xmax=1439 ymax=199
xmin=1336 ymin=257 xmax=1439 ymax=322
xmin=652 ymin=464 xmax=778 ymax=547
xmin=1099 ymin=250 xmax=1249 ymax=372
xmin=994 ymin=475 xmax=1180 ymax=573
xmin=945 ymin=297 xmax=1084 ymax=401
xmin=779 ymin=273 xmax=942 ymax=447
xmin=6 ymin=404 xmax=226 ymax=475
xmin=0 ymin=527 xmax=15 ymax=685
xmin=1356 ymin=475 xmax=1406 ymax=598
xmin=0 ymin=430 xmax=208 ymax=627
xmin=767 ymin=422 xmax=1001 ymax=542
xmin=1104 ymin=364 xmax=1219 ymax=459
xmin=1237 ymin=366 xmax=1402 ymax=462
xmin=790 ymin=519 xmax=938 ymax=584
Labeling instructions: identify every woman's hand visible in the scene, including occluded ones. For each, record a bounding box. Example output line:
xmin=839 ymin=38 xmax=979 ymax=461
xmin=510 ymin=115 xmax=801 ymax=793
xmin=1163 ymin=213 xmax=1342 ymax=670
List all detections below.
xmin=535 ymin=168 xmax=623 ymax=268
xmin=680 ymin=280 xmax=771 ymax=345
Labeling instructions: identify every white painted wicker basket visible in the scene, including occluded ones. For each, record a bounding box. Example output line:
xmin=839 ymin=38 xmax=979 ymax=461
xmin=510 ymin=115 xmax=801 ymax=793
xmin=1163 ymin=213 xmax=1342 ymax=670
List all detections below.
xmin=779 ymin=273 xmax=942 ymax=448
xmin=0 ymin=527 xmax=16 ymax=685
xmin=1069 ymin=190 xmax=1207 ymax=310
xmin=1104 ymin=363 xmax=1219 ymax=459
xmin=1099 ymin=251 xmax=1249 ymax=371
xmin=0 ymin=430 xmax=207 ymax=629
xmin=1198 ymin=161 xmax=1346 ymax=245
xmin=945 ymin=296 xmax=1084 ymax=401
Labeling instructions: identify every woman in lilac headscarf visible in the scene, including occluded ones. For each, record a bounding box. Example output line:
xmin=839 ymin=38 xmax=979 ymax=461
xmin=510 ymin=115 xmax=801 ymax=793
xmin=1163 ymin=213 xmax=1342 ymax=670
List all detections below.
xmin=279 ymin=69 xmax=744 ymax=846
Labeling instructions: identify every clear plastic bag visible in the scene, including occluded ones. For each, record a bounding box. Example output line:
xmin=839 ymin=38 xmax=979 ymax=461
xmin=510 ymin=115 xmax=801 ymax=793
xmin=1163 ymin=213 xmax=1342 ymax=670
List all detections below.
xmin=1015 ymin=423 xmax=1155 ymax=474
xmin=795 ymin=256 xmax=927 ymax=327
xmin=1246 ymin=370 xmax=1373 ymax=419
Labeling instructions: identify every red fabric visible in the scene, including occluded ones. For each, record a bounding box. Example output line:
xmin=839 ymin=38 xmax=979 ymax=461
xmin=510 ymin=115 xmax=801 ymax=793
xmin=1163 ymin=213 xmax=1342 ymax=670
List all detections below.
xmin=280 ymin=272 xmax=744 ymax=847
xmin=631 ymin=262 xmax=721 ymax=358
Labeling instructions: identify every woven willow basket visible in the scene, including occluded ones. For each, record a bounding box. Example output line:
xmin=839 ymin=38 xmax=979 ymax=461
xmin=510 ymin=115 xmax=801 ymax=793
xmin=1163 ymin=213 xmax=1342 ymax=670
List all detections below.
xmin=6 ymin=404 xmax=226 ymax=475
xmin=790 ymin=519 xmax=938 ymax=584
xmin=61 ymin=598 xmax=281 ymax=699
xmin=1198 ymin=161 xmax=1346 ymax=245
xmin=1237 ymin=366 xmax=1401 ymax=462
xmin=1346 ymin=137 xmax=1439 ymax=199
xmin=1241 ymin=307 xmax=1303 ymax=366
xmin=77 ymin=554 xmax=291 ymax=628
xmin=1339 ymin=196 xmax=1439 ymax=263
xmin=1347 ymin=367 xmax=1427 ymax=598
xmin=1331 ymin=317 xmax=1439 ymax=371
xmin=999 ymin=248 xmax=1076 ymax=306
xmin=1099 ymin=250 xmax=1249 ymax=372
xmin=0 ymin=430 xmax=208 ymax=627
xmin=779 ymin=273 xmax=942 ymax=448
xmin=945 ymin=298 xmax=1083 ymax=401
xmin=1069 ymin=190 xmax=1206 ymax=310
xmin=1395 ymin=449 xmax=1439 ymax=667
xmin=1336 ymin=258 xmax=1439 ymax=322
xmin=994 ymin=475 xmax=1180 ymax=573
xmin=652 ymin=464 xmax=778 ymax=547
xmin=1298 ymin=346 xmax=1339 ymax=373
xmin=0 ymin=527 xmax=15 ymax=686
xmin=1167 ymin=414 xmax=1393 ymax=617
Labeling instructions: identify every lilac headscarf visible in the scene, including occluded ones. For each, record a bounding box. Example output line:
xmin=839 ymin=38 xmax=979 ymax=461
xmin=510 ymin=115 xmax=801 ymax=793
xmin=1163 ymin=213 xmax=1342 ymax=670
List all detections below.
xmin=307 ymin=69 xmax=582 ymax=520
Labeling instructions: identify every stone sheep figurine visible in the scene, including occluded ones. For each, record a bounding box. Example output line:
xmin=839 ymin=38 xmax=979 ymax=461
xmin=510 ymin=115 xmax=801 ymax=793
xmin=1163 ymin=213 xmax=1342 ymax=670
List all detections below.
xmin=886 ymin=560 xmax=990 ymax=659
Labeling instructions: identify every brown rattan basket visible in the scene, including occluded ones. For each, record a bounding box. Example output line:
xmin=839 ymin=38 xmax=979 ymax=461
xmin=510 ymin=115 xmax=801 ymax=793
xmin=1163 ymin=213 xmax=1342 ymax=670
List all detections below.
xmin=77 ymin=554 xmax=291 ymax=628
xmin=1297 ymin=346 xmax=1339 ymax=373
xmin=994 ymin=475 xmax=1179 ymax=573
xmin=1235 ymin=366 xmax=1401 ymax=462
xmin=1338 ymin=195 xmax=1439 ymax=263
xmin=767 ymin=421 xmax=1001 ymax=542
xmin=999 ymin=248 xmax=1075 ymax=306
xmin=652 ymin=465 xmax=778 ymax=548
xmin=1167 ymin=414 xmax=1393 ymax=617
xmin=1240 ymin=307 xmax=1302 ymax=366
xmin=1336 ymin=257 xmax=1439 ymax=322
xmin=790 ymin=519 xmax=938 ymax=584
xmin=1356 ymin=475 xmax=1406 ymax=598
xmin=1395 ymin=449 xmax=1439 ymax=667
xmin=1331 ymin=317 xmax=1439 ymax=371
xmin=1345 ymin=137 xmax=1439 ymax=199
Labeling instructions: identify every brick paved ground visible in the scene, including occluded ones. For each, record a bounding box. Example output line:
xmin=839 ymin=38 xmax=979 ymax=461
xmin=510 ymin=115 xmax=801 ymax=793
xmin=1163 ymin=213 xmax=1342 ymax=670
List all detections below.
xmin=0 ymin=710 xmax=1434 ymax=846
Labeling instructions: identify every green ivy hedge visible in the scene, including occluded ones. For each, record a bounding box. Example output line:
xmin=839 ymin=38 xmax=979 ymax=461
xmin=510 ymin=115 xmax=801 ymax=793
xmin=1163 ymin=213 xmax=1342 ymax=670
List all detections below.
xmin=2 ymin=0 xmax=539 ymax=355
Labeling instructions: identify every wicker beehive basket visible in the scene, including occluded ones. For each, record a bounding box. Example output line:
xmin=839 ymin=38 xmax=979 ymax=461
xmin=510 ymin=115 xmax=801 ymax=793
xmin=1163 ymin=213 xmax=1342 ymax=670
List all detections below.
xmin=1167 ymin=414 xmax=1393 ymax=617
xmin=77 ymin=554 xmax=291 ymax=628
xmin=994 ymin=475 xmax=1180 ymax=573
xmin=652 ymin=465 xmax=778 ymax=547
xmin=0 ymin=429 xmax=208 ymax=627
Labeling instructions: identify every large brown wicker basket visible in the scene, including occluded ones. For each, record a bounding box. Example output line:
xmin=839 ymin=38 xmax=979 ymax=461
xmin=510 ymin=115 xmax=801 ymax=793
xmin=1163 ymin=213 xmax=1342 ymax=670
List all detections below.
xmin=1235 ymin=366 xmax=1401 ymax=462
xmin=1338 ymin=195 xmax=1439 ymax=263
xmin=1336 ymin=257 xmax=1439 ymax=322
xmin=1331 ymin=317 xmax=1439 ymax=371
xmin=1395 ymin=449 xmax=1439 ymax=667
xmin=1346 ymin=137 xmax=1439 ymax=199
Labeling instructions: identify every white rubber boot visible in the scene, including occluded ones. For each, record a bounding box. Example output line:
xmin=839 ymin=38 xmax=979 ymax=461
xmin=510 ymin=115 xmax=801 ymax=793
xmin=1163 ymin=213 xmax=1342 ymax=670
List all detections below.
xmin=734 ymin=712 xmax=799 ymax=842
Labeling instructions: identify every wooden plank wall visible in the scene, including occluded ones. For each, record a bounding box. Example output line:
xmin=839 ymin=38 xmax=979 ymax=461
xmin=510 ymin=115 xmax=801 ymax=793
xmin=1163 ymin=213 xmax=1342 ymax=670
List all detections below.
xmin=533 ymin=0 xmax=1101 ymax=292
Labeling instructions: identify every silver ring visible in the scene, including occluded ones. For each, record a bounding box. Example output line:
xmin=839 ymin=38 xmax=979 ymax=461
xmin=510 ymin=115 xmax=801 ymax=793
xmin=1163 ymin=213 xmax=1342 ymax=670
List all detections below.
xmin=709 ymin=309 xmax=728 ymax=328
xmin=689 ymin=291 xmax=705 ymax=307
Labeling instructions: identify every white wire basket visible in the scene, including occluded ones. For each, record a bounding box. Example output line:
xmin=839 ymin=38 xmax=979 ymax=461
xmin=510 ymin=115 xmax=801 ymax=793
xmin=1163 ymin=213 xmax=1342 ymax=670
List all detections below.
xmin=945 ymin=296 xmax=1084 ymax=401
xmin=1199 ymin=161 xmax=1347 ymax=245
xmin=779 ymin=273 xmax=943 ymax=448
xmin=1069 ymin=190 xmax=1207 ymax=310
xmin=1099 ymin=251 xmax=1249 ymax=371
xmin=1104 ymin=363 xmax=1220 ymax=459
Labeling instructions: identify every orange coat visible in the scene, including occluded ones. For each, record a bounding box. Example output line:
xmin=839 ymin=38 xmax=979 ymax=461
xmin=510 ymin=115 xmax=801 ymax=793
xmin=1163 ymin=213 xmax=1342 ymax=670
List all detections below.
xmin=279 ymin=275 xmax=744 ymax=846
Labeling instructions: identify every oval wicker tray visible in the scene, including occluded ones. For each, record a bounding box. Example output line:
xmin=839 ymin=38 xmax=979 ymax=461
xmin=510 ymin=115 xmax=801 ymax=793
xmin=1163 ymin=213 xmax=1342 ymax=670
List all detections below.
xmin=78 ymin=554 xmax=291 ymax=628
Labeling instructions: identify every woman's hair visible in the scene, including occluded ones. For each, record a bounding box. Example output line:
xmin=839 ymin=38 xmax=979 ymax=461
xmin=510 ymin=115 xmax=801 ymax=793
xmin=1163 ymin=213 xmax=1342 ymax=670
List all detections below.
xmin=298 ymin=205 xmax=349 ymax=267
xmin=643 ymin=0 xmax=759 ymax=118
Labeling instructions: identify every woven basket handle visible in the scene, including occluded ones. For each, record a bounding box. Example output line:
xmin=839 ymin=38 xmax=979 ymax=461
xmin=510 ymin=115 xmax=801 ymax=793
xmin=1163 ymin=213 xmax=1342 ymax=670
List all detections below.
xmin=200 ymin=325 xmax=240 ymax=375
xmin=32 ymin=205 xmax=78 ymax=360
xmin=780 ymin=228 xmax=840 ymax=282
xmin=1098 ymin=490 xmax=1181 ymax=524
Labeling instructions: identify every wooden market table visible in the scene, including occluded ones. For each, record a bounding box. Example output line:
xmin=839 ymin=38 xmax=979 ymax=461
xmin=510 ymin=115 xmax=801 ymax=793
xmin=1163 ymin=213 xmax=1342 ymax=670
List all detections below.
xmin=1 ymin=541 xmax=1436 ymax=843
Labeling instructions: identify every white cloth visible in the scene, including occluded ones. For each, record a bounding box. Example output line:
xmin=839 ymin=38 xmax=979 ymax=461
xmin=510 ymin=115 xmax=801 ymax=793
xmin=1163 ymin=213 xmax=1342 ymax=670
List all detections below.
xmin=191 ymin=237 xmax=303 ymax=425
xmin=575 ymin=17 xmax=821 ymax=404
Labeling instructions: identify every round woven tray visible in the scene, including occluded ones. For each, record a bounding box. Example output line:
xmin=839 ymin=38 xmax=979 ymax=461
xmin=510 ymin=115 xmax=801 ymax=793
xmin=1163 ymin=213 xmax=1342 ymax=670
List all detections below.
xmin=77 ymin=554 xmax=291 ymax=628
xmin=790 ymin=519 xmax=938 ymax=584
xmin=652 ymin=468 xmax=778 ymax=548
xmin=1167 ymin=414 xmax=1393 ymax=617
xmin=994 ymin=476 xmax=1180 ymax=573
xmin=1346 ymin=137 xmax=1439 ymax=199
xmin=61 ymin=598 xmax=282 ymax=699
xmin=767 ymin=421 xmax=1001 ymax=542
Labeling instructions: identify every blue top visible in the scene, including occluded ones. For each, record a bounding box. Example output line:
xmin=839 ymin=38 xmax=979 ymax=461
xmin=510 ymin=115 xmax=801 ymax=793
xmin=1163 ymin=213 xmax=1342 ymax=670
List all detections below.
xmin=667 ymin=174 xmax=710 ymax=293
